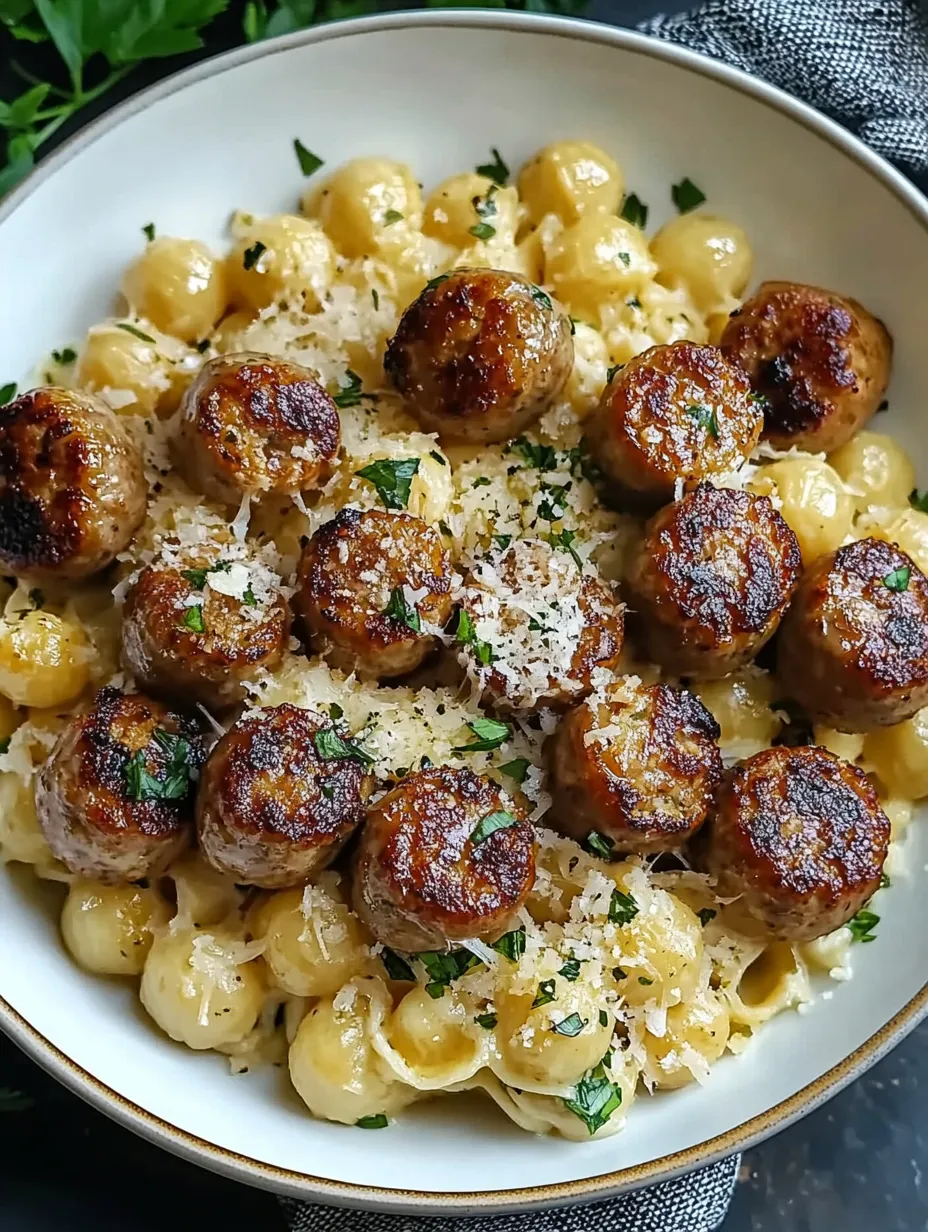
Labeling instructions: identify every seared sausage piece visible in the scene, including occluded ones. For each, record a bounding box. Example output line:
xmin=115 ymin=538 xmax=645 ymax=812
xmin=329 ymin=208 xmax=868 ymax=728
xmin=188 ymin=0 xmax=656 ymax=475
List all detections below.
xmin=548 ymin=677 xmax=722 ymax=853
xmin=0 ymin=387 xmax=146 ymax=581
xmin=176 ymin=352 xmax=340 ymax=504
xmin=197 ymin=704 xmax=372 ymax=889
xmin=121 ymin=541 xmax=291 ymax=712
xmin=586 ymin=341 xmax=763 ymax=509
xmin=455 ymin=537 xmax=624 ymax=714
xmin=36 ymin=687 xmax=204 ymax=883
xmin=720 ymin=281 xmax=892 ymax=453
xmin=697 ymin=745 xmax=889 ymax=941
xmin=778 ymin=538 xmax=928 ymax=732
xmin=352 ymin=765 xmax=536 ymax=951
xmin=625 ymin=484 xmax=802 ymax=680
xmin=296 ymin=508 xmax=452 ymax=679
xmin=384 ymin=268 xmax=573 ymax=444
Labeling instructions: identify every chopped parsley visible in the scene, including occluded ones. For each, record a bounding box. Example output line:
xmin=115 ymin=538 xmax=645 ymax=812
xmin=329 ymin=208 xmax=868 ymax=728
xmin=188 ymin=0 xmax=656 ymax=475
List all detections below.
xmin=880 ymin=872 xmax=891 ymax=889
xmin=181 ymin=560 xmax=232 ymax=590
xmin=454 ymin=717 xmax=511 ymax=753
xmin=313 ymin=728 xmax=375 ymax=766
xmin=608 ymin=889 xmax=639 ymax=926
xmin=510 ymin=437 xmax=558 ymax=470
xmin=476 ymin=147 xmax=509 ymax=185
xmin=383 ymin=587 xmax=421 ymax=634
xmin=547 ymin=528 xmax=582 ymax=569
xmin=583 ymin=831 xmax=616 ymax=861
xmin=620 ymin=193 xmax=648 ymax=228
xmin=605 ymin=364 xmax=623 ymax=384
xmin=355 ymin=457 xmax=420 ymax=511
xmin=472 ymin=476 xmax=491 ymax=488
xmin=475 ymin=1012 xmax=498 ymax=1030
xmin=883 ymin=566 xmax=910 ymax=592
xmin=293 ymin=138 xmax=323 ymax=176
xmin=380 ymin=949 xmax=415 ymax=982
xmin=455 ymin=608 xmax=495 ymax=666
xmin=469 ymin=221 xmax=496 ymax=242
xmin=493 ymin=534 xmax=512 ymax=550
xmin=123 ymin=729 xmax=198 ymax=803
xmin=551 ymin=1013 xmax=586 ymax=1037
xmin=532 ymin=979 xmax=556 ymax=1009
xmin=599 ymin=1010 xmax=609 ymax=1027
xmin=182 ymin=605 xmax=205 ymax=634
xmin=617 ymin=251 xmax=631 ymax=268
xmin=429 ymin=450 xmax=447 ymax=466
xmin=142 ymin=222 xmax=155 ymax=241
xmin=0 ymin=383 xmax=17 ymax=404
xmin=371 ymin=288 xmax=380 ymax=310
xmin=697 ymin=908 xmax=717 ymax=926
xmin=563 ymin=1059 xmax=623 ymax=1135
xmin=847 ymin=909 xmax=879 ymax=943
xmin=383 ymin=208 xmax=404 ymax=225
xmin=424 ymin=273 xmax=450 ymax=293
xmin=559 ymin=956 xmax=581 ymax=981
xmin=0 ymin=737 xmax=10 ymax=757
xmin=417 ymin=948 xmax=482 ymax=998
xmin=671 ymin=177 xmax=707 ymax=213
xmin=490 ymin=927 xmax=526 ymax=962
xmin=638 ymin=976 xmax=654 ymax=986
xmin=685 ymin=403 xmax=720 ymax=440
xmin=329 ymin=702 xmax=344 ymax=721
xmin=242 ymin=240 xmax=266 ymax=271
xmin=333 ymin=369 xmax=364 ymax=408
xmin=51 ymin=347 xmax=77 ymax=365
xmin=531 ymin=286 xmax=553 ymax=311
xmin=116 ymin=322 xmax=156 ymax=343
xmin=469 ymin=809 xmax=519 ymax=847
xmin=242 ymin=585 xmax=257 ymax=607
xmin=355 ymin=1114 xmax=388 ymax=1129
xmin=499 ymin=757 xmax=530 ymax=784
xmin=910 ymin=489 xmax=928 ymax=513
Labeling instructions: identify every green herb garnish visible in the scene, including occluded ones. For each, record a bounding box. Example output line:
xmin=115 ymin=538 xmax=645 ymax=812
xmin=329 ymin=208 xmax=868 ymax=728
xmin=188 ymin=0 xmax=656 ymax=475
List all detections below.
xmin=531 ymin=286 xmax=553 ymax=311
xmin=0 ymin=383 xmax=17 ymax=404
xmin=559 ymin=956 xmax=581 ymax=981
xmin=242 ymin=240 xmax=266 ymax=271
xmin=499 ymin=757 xmax=530 ymax=784
xmin=383 ymin=208 xmax=404 ymax=225
xmin=476 ymin=148 xmax=509 ymax=185
xmin=909 ymin=489 xmax=928 ymax=513
xmin=182 ymin=605 xmax=205 ymax=633
xmin=475 ymin=1012 xmax=498 ymax=1030
xmin=429 ymin=450 xmax=447 ymax=466
xmin=355 ymin=457 xmax=420 ymax=511
xmin=606 ymin=364 xmax=622 ymax=384
xmin=547 ymin=528 xmax=582 ymax=569
xmin=383 ymin=587 xmax=421 ymax=634
xmin=469 ymin=809 xmax=519 ymax=847
xmin=51 ymin=347 xmax=77 ymax=364
xmin=685 ymin=403 xmax=720 ymax=439
xmin=454 ymin=717 xmax=511 ymax=753
xmin=293 ymin=139 xmax=323 ymax=176
xmin=583 ymin=831 xmax=615 ymax=860
xmin=620 ymin=193 xmax=648 ymax=228
xmin=417 ymin=948 xmax=482 ymax=998
xmin=455 ymin=608 xmax=495 ymax=666
xmin=313 ymin=728 xmax=375 ymax=766
xmin=142 ymin=222 xmax=155 ymax=241
xmin=510 ymin=437 xmax=558 ymax=470
xmin=0 ymin=737 xmax=11 ymax=757
xmin=883 ymin=567 xmax=910 ymax=592
xmin=355 ymin=1114 xmax=388 ymax=1129
xmin=617 ymin=251 xmax=631 ymax=267
xmin=490 ymin=927 xmax=526 ymax=962
xmin=380 ymin=949 xmax=415 ymax=982
xmin=671 ymin=177 xmax=706 ymax=213
xmin=123 ymin=729 xmax=198 ymax=803
xmin=180 ymin=560 xmax=232 ymax=590
xmin=424 ymin=273 xmax=450 ymax=293
xmin=333 ymin=369 xmax=363 ymax=408
xmin=551 ymin=1013 xmax=586 ymax=1037
xmin=608 ymin=889 xmax=639 ymax=926
xmin=638 ymin=976 xmax=654 ymax=986
xmin=562 ymin=1058 xmax=622 ymax=1135
xmin=493 ymin=534 xmax=512 ymax=550
xmin=847 ymin=909 xmax=879 ymax=943
xmin=116 ymin=322 xmax=156 ymax=343
xmin=533 ymin=979 xmax=556 ymax=1008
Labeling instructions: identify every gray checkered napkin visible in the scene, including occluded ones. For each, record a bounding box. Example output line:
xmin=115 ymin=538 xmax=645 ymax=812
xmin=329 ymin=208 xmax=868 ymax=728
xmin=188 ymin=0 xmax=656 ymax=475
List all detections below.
xmin=282 ymin=1 xmax=926 ymax=1228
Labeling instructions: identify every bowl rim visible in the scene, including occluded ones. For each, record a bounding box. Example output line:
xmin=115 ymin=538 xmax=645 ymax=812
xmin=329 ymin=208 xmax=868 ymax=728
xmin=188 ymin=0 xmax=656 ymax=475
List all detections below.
xmin=2 ymin=8 xmax=928 ymax=1215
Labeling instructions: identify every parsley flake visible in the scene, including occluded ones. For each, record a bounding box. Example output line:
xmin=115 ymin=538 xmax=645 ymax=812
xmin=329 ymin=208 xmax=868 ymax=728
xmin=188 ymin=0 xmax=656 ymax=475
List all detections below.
xmin=293 ymin=139 xmax=323 ymax=177
xmin=313 ymin=728 xmax=375 ymax=766
xmin=182 ymin=605 xmax=205 ymax=634
xmin=429 ymin=450 xmax=447 ymax=466
xmin=383 ymin=209 xmax=404 ymax=225
xmin=381 ymin=949 xmax=415 ymax=982
xmin=883 ymin=566 xmax=910 ymax=592
xmin=116 ymin=322 xmax=156 ymax=344
xmin=454 ymin=717 xmax=511 ymax=753
xmin=469 ymin=809 xmax=519 ymax=847
xmin=383 ymin=587 xmax=421 ymax=634
xmin=671 ymin=177 xmax=707 ymax=213
xmin=910 ymin=489 xmax=928 ymax=513
xmin=620 ymin=193 xmax=648 ymax=228
xmin=606 ymin=364 xmax=623 ymax=384
xmin=685 ymin=403 xmax=720 ymax=439
xmin=499 ymin=757 xmax=530 ymax=784
xmin=476 ymin=148 xmax=510 ymax=186
xmin=181 ymin=560 xmax=232 ymax=590
xmin=617 ymin=251 xmax=631 ymax=268
xmin=531 ymin=286 xmax=553 ymax=311
xmin=533 ymin=979 xmax=556 ymax=1008
xmin=0 ymin=737 xmax=10 ymax=757
xmin=847 ymin=909 xmax=879 ymax=943
xmin=638 ymin=976 xmax=654 ymax=986
xmin=510 ymin=437 xmax=558 ymax=470
xmin=469 ymin=221 xmax=496 ymax=242
xmin=0 ymin=383 xmax=17 ymax=404
xmin=559 ymin=956 xmax=581 ymax=981
xmin=123 ymin=729 xmax=198 ymax=804
xmin=608 ymin=889 xmax=639 ymax=926
xmin=142 ymin=222 xmax=155 ymax=241
xmin=563 ymin=1059 xmax=623 ymax=1135
xmin=356 ymin=1114 xmax=388 ymax=1129
xmin=547 ymin=528 xmax=582 ymax=569
xmin=424 ymin=273 xmax=450 ymax=293
xmin=583 ymin=831 xmax=616 ymax=860
xmin=417 ymin=949 xmax=482 ymax=998
xmin=242 ymin=240 xmax=267 ymax=271
xmin=475 ymin=1012 xmax=498 ymax=1029
xmin=333 ymin=369 xmax=364 ymax=408
xmin=493 ymin=534 xmax=512 ymax=550
xmin=51 ymin=347 xmax=77 ymax=365
xmin=551 ymin=1013 xmax=586 ymax=1037
xmin=355 ymin=457 xmax=420 ymax=510
xmin=455 ymin=608 xmax=495 ymax=666
xmin=490 ymin=927 xmax=526 ymax=962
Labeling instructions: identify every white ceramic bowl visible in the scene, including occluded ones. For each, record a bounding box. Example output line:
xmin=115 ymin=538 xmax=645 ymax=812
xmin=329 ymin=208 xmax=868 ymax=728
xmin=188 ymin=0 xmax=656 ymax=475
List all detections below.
xmin=2 ymin=11 xmax=928 ymax=1216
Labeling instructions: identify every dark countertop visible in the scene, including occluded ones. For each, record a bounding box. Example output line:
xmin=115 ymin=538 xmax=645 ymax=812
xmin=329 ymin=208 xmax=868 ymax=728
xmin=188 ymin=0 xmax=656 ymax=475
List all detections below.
xmin=1 ymin=3 xmax=926 ymax=1229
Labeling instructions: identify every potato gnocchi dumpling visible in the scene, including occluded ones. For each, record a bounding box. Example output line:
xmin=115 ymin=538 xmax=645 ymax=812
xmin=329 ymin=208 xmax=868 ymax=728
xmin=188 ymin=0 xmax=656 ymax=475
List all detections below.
xmin=122 ymin=237 xmax=228 ymax=343
xmin=61 ymin=878 xmax=170 ymax=975
xmin=518 ymin=140 xmax=623 ymax=224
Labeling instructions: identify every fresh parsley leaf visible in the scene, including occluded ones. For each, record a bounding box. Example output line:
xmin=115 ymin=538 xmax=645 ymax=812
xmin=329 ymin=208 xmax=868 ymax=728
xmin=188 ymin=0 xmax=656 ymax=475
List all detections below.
xmin=638 ymin=976 xmax=654 ymax=986
xmin=620 ymin=193 xmax=648 ymax=228
xmin=472 ymin=476 xmax=491 ymax=488
xmin=672 ymin=177 xmax=707 ymax=214
xmin=847 ymin=909 xmax=879 ymax=943
xmin=293 ymin=138 xmax=323 ymax=176
xmin=469 ymin=221 xmax=496 ymax=241
xmin=356 ymin=1114 xmax=388 ymax=1129
xmin=608 ymin=889 xmax=639 ymax=926
xmin=490 ymin=927 xmax=526 ymax=962
xmin=242 ymin=240 xmax=266 ymax=271
xmin=697 ymin=908 xmax=717 ymax=926
xmin=383 ymin=208 xmax=404 ymax=225
xmin=599 ymin=1010 xmax=609 ymax=1027
xmin=329 ymin=703 xmax=343 ymax=721
xmin=454 ymin=717 xmax=511 ymax=753
xmin=551 ymin=1013 xmax=586 ymax=1037
xmin=605 ymin=364 xmax=622 ymax=384
xmin=355 ymin=457 xmax=420 ymax=511
xmin=180 ymin=560 xmax=231 ymax=590
xmin=559 ymin=956 xmax=581 ymax=981
xmin=242 ymin=584 xmax=257 ymax=607
xmin=0 ymin=383 xmax=17 ymax=404
xmin=476 ymin=148 xmax=509 ymax=186
xmin=493 ymin=534 xmax=512 ymax=550
xmin=454 ymin=608 xmax=495 ymax=666
xmin=531 ymin=286 xmax=553 ymax=311
xmin=116 ymin=322 xmax=156 ymax=343
xmin=547 ymin=528 xmax=582 ymax=569
xmin=313 ymin=728 xmax=375 ymax=766
xmin=0 ymin=737 xmax=10 ymax=756
xmin=333 ymin=369 xmax=364 ymax=408
xmin=562 ymin=1060 xmax=622 ymax=1135
xmin=499 ymin=757 xmax=530 ymax=784
xmin=510 ymin=437 xmax=558 ymax=470
xmin=883 ymin=566 xmax=910 ymax=592
xmin=429 ymin=450 xmax=447 ymax=466
xmin=475 ymin=1012 xmax=498 ymax=1029
xmin=617 ymin=251 xmax=631 ymax=267
xmin=685 ymin=403 xmax=720 ymax=439
xmin=424 ymin=273 xmax=450 ymax=293
xmin=383 ymin=587 xmax=421 ymax=633
xmin=182 ymin=604 xmax=205 ymax=633
xmin=380 ymin=948 xmax=415 ymax=982
xmin=910 ymin=489 xmax=928 ymax=513
xmin=532 ymin=979 xmax=556 ymax=1008
xmin=51 ymin=347 xmax=77 ymax=364
xmin=417 ymin=948 xmax=482 ymax=998
xmin=880 ymin=872 xmax=891 ymax=889
xmin=142 ymin=222 xmax=155 ymax=241
xmin=123 ymin=729 xmax=198 ymax=803
xmin=469 ymin=809 xmax=519 ymax=847
xmin=583 ymin=831 xmax=615 ymax=861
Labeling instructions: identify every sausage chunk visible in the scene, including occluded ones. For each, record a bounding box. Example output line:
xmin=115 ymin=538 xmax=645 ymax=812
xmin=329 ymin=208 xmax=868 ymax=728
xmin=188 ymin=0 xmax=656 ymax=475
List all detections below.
xmin=586 ymin=342 xmax=763 ymax=509
xmin=0 ymin=387 xmax=146 ymax=581
xmin=778 ymin=538 xmax=928 ymax=732
xmin=176 ymin=352 xmax=340 ymax=504
xmin=296 ymin=508 xmax=452 ymax=680
xmin=352 ymin=765 xmax=536 ymax=951
xmin=455 ymin=537 xmax=624 ymax=714
xmin=625 ymin=484 xmax=801 ymax=680
xmin=384 ymin=268 xmax=573 ymax=444
xmin=698 ymin=746 xmax=889 ymax=941
xmin=36 ymin=687 xmax=204 ymax=883
xmin=720 ymin=281 xmax=892 ymax=453
xmin=121 ymin=539 xmax=291 ymax=712
xmin=197 ymin=704 xmax=372 ymax=888
xmin=548 ymin=677 xmax=722 ymax=853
